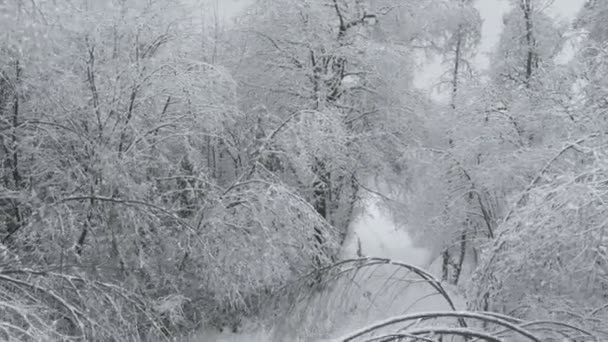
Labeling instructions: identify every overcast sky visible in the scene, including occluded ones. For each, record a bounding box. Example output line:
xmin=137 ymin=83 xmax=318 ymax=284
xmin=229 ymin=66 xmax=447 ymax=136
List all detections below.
xmin=213 ymin=0 xmax=251 ymax=20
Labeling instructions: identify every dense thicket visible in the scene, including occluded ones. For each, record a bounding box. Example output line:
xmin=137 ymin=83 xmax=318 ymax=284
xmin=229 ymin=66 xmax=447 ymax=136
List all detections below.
xmin=399 ymin=0 xmax=608 ymax=337
xmin=0 ymin=0 xmax=433 ymax=339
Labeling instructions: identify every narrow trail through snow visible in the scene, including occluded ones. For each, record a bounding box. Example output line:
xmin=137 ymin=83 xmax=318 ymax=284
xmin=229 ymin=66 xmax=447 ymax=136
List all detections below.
xmin=341 ymin=196 xmax=431 ymax=266
xmin=198 ymin=194 xmax=465 ymax=341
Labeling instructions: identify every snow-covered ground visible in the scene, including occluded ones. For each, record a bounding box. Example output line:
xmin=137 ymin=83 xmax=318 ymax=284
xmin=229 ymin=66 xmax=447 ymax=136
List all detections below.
xmin=324 ymin=196 xmax=467 ymax=338
xmin=194 ymin=195 xmax=465 ymax=341
xmin=341 ymin=196 xmax=431 ymax=265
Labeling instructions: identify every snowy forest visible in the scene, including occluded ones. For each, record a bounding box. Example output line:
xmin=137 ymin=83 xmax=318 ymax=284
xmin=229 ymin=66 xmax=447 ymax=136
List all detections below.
xmin=0 ymin=0 xmax=607 ymax=341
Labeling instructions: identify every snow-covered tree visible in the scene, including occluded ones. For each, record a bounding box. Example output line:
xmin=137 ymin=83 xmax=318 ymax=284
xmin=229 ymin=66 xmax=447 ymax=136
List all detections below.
xmin=464 ymin=2 xmax=608 ymax=337
xmin=226 ymin=0 xmax=436 ymax=251
xmin=0 ymin=0 xmax=347 ymax=336
xmin=491 ymin=0 xmax=566 ymax=90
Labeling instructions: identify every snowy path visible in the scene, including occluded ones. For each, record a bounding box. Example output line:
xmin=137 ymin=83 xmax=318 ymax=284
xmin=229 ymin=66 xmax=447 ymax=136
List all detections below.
xmin=341 ymin=196 xmax=431 ymax=266
xmin=197 ymin=195 xmax=464 ymax=341
xmin=323 ymin=196 xmax=467 ymax=337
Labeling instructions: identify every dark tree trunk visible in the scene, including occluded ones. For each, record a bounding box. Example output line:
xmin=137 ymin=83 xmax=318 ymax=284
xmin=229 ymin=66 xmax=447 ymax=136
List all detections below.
xmin=452 ymin=230 xmax=467 ymax=284
xmin=451 ymin=26 xmax=463 ymax=109
xmin=521 ymin=0 xmax=536 ymax=87
xmin=2 ymin=60 xmax=23 ymax=243
xmin=442 ymin=249 xmax=450 ymax=282
xmin=312 ymin=169 xmax=329 ymax=269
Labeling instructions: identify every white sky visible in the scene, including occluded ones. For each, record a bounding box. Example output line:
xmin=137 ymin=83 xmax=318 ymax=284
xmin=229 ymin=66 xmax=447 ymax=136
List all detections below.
xmin=211 ymin=0 xmax=251 ymax=20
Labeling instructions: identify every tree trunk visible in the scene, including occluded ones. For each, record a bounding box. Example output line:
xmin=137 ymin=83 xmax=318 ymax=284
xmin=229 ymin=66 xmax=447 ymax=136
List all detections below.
xmin=522 ymin=0 xmax=536 ymax=87
xmin=451 ymin=27 xmax=463 ymax=109
xmin=452 ymin=230 xmax=467 ymax=284
xmin=442 ymin=249 xmax=450 ymax=282
xmin=3 ymin=60 xmax=23 ymax=243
